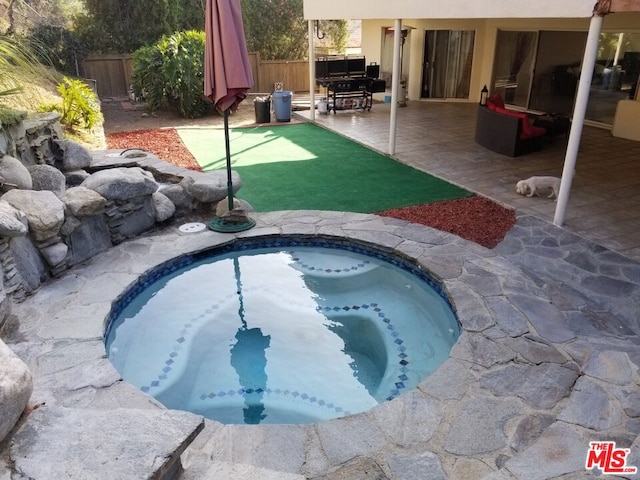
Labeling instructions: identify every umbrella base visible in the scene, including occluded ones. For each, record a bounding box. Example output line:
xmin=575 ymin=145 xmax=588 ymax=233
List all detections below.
xmin=207 ymin=209 xmax=256 ymax=233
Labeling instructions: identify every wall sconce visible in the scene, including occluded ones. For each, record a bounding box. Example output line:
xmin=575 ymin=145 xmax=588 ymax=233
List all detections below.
xmin=479 ymin=85 xmax=488 ymax=106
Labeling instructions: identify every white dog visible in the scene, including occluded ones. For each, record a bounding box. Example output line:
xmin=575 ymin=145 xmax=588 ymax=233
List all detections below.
xmin=516 ymin=176 xmax=561 ymax=199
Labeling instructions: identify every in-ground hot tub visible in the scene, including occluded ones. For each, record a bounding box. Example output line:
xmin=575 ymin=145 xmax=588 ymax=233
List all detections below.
xmin=105 ymin=237 xmax=460 ymax=425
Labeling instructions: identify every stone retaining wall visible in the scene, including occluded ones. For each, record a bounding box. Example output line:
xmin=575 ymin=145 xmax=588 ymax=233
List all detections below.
xmin=0 ymin=113 xmax=245 ymax=442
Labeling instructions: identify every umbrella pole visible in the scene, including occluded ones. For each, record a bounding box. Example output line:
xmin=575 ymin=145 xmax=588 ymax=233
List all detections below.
xmin=207 ymin=109 xmax=256 ymax=233
xmin=224 ymin=109 xmax=235 ymax=212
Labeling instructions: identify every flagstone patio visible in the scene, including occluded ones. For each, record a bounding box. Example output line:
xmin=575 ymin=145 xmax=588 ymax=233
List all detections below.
xmin=1 ymin=208 xmax=638 ymax=479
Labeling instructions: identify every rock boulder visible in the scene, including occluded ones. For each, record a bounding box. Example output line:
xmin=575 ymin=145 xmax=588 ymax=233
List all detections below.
xmin=62 ymin=187 xmax=107 ymax=217
xmin=0 ymin=154 xmax=33 ymax=191
xmin=183 ymin=171 xmax=241 ymax=203
xmin=0 ymin=200 xmax=28 ymax=237
xmin=56 ymin=139 xmax=92 ymax=171
xmin=151 ymin=192 xmax=176 ymax=222
xmin=0 ymin=340 xmax=33 ymax=443
xmin=2 ymin=189 xmax=65 ymax=241
xmin=81 ymin=167 xmax=158 ymax=201
xmin=28 ymin=164 xmax=66 ymax=197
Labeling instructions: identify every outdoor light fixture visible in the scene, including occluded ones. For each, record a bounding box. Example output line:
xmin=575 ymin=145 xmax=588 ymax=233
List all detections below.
xmin=315 ymin=20 xmax=325 ymax=40
xmin=480 ymin=85 xmax=489 ymax=106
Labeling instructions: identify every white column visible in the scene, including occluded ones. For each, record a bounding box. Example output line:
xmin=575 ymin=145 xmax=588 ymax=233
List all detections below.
xmin=389 ymin=19 xmax=402 ymax=155
xmin=308 ymin=20 xmax=316 ymax=122
xmin=553 ymin=14 xmax=603 ymax=226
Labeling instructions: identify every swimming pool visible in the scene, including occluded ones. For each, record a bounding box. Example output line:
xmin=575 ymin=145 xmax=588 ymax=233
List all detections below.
xmin=105 ymin=237 xmax=460 ymax=424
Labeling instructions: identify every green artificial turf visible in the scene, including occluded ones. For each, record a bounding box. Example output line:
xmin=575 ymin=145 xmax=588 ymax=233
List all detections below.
xmin=177 ymin=122 xmax=470 ymax=213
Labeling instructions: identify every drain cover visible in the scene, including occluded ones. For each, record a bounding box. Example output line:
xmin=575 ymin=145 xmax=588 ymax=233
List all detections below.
xmin=178 ymin=222 xmax=206 ymax=233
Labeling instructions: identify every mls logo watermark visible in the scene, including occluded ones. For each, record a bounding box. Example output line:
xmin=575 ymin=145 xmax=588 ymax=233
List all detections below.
xmin=585 ymin=441 xmax=638 ymax=475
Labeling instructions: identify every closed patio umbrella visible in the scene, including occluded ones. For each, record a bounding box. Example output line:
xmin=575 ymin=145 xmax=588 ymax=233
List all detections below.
xmin=204 ymin=0 xmax=255 ymax=232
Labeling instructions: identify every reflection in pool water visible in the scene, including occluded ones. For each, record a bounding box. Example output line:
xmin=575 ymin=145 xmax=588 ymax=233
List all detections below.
xmin=106 ymin=240 xmax=460 ymax=424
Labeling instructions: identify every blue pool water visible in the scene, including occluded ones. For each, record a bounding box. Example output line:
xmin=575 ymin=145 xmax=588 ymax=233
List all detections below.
xmin=105 ymin=238 xmax=460 ymax=425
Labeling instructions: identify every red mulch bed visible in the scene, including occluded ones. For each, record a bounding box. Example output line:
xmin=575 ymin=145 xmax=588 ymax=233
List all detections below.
xmin=377 ymin=196 xmax=516 ymax=249
xmin=105 ymin=129 xmax=517 ymax=249
xmin=106 ymin=128 xmax=201 ymax=171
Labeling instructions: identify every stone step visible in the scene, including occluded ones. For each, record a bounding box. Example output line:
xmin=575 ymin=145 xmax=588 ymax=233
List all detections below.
xmin=8 ymin=406 xmax=204 ymax=480
xmin=179 ymin=459 xmax=306 ymax=480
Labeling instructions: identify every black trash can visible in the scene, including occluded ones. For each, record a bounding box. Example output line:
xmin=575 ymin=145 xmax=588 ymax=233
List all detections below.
xmin=254 ymin=97 xmax=271 ymax=124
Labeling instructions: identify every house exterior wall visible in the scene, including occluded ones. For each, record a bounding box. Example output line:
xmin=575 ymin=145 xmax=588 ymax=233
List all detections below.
xmin=359 ymin=14 xmax=640 ymax=103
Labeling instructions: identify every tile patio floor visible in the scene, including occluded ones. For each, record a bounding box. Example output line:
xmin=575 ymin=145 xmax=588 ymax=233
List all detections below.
xmin=295 ymin=101 xmax=640 ymax=262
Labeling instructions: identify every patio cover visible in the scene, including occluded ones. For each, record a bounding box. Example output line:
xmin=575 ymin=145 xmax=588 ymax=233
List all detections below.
xmin=304 ymin=0 xmax=640 ymax=227
xmin=303 ymin=0 xmax=595 ymax=20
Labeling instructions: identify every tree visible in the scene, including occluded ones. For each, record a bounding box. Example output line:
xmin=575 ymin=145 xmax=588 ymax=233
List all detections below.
xmin=29 ymin=24 xmax=86 ymax=76
xmin=316 ymin=19 xmax=349 ymax=54
xmin=176 ymin=0 xmax=205 ymax=31
xmin=73 ymin=0 xmax=206 ymax=54
xmin=74 ymin=0 xmax=179 ymax=53
xmin=2 ymin=0 xmax=77 ymax=35
xmin=0 ymin=1 xmax=85 ymax=76
xmin=240 ymin=0 xmax=348 ymax=60
xmin=241 ymin=0 xmax=307 ymax=60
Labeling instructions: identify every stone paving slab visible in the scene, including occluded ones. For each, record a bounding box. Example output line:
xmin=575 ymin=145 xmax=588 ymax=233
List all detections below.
xmin=9 ymin=407 xmax=204 ymax=480
xmin=180 ymin=460 xmax=306 ymax=480
xmin=0 ymin=210 xmax=639 ymax=479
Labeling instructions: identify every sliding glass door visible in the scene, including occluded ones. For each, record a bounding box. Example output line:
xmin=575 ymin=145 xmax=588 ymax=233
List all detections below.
xmin=492 ymin=29 xmax=638 ymax=125
xmin=529 ymin=31 xmax=588 ymax=115
xmin=585 ymin=32 xmax=640 ymax=124
xmin=421 ymin=30 xmax=475 ymax=99
xmin=491 ymin=31 xmax=537 ymax=108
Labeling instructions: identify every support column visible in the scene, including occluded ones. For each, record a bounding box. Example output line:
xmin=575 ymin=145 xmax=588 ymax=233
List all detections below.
xmin=308 ymin=20 xmax=316 ymax=122
xmin=389 ymin=19 xmax=402 ymax=155
xmin=553 ymin=14 xmax=603 ymax=226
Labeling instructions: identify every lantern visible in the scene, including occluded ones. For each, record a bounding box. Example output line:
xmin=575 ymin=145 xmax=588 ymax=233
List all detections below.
xmin=480 ymin=85 xmax=489 ymax=106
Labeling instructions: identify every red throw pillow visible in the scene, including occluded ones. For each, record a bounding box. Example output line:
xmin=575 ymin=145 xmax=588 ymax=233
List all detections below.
xmin=487 ymin=93 xmax=505 ymax=110
xmin=495 ymin=106 xmax=535 ymax=136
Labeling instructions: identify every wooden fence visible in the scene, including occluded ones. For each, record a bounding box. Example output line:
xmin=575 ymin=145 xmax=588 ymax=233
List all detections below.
xmin=82 ymin=55 xmax=135 ymax=98
xmin=82 ymin=52 xmax=310 ymax=98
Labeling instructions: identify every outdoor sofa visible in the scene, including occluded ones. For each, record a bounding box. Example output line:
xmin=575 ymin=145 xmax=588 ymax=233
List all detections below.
xmin=475 ymin=93 xmax=546 ymax=157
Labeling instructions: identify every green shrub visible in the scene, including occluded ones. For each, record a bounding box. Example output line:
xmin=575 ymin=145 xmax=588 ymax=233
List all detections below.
xmin=0 ymin=105 xmax=26 ymax=126
xmin=132 ymin=30 xmax=211 ymax=119
xmin=40 ymin=77 xmax=102 ymax=130
xmin=131 ymin=45 xmax=169 ymax=112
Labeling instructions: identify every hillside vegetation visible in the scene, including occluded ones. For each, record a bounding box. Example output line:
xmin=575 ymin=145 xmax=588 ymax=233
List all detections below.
xmin=1 ymin=67 xmax=105 ymax=150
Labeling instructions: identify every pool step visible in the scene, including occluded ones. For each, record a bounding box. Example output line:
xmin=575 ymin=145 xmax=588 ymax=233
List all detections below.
xmin=289 ymin=250 xmax=379 ymax=280
xmin=8 ymin=406 xmax=204 ymax=480
xmin=179 ymin=458 xmax=306 ymax=480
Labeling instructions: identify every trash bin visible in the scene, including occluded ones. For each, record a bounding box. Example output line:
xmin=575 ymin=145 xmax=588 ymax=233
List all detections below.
xmin=254 ymin=96 xmax=271 ymax=123
xmin=273 ymin=90 xmax=292 ymax=122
